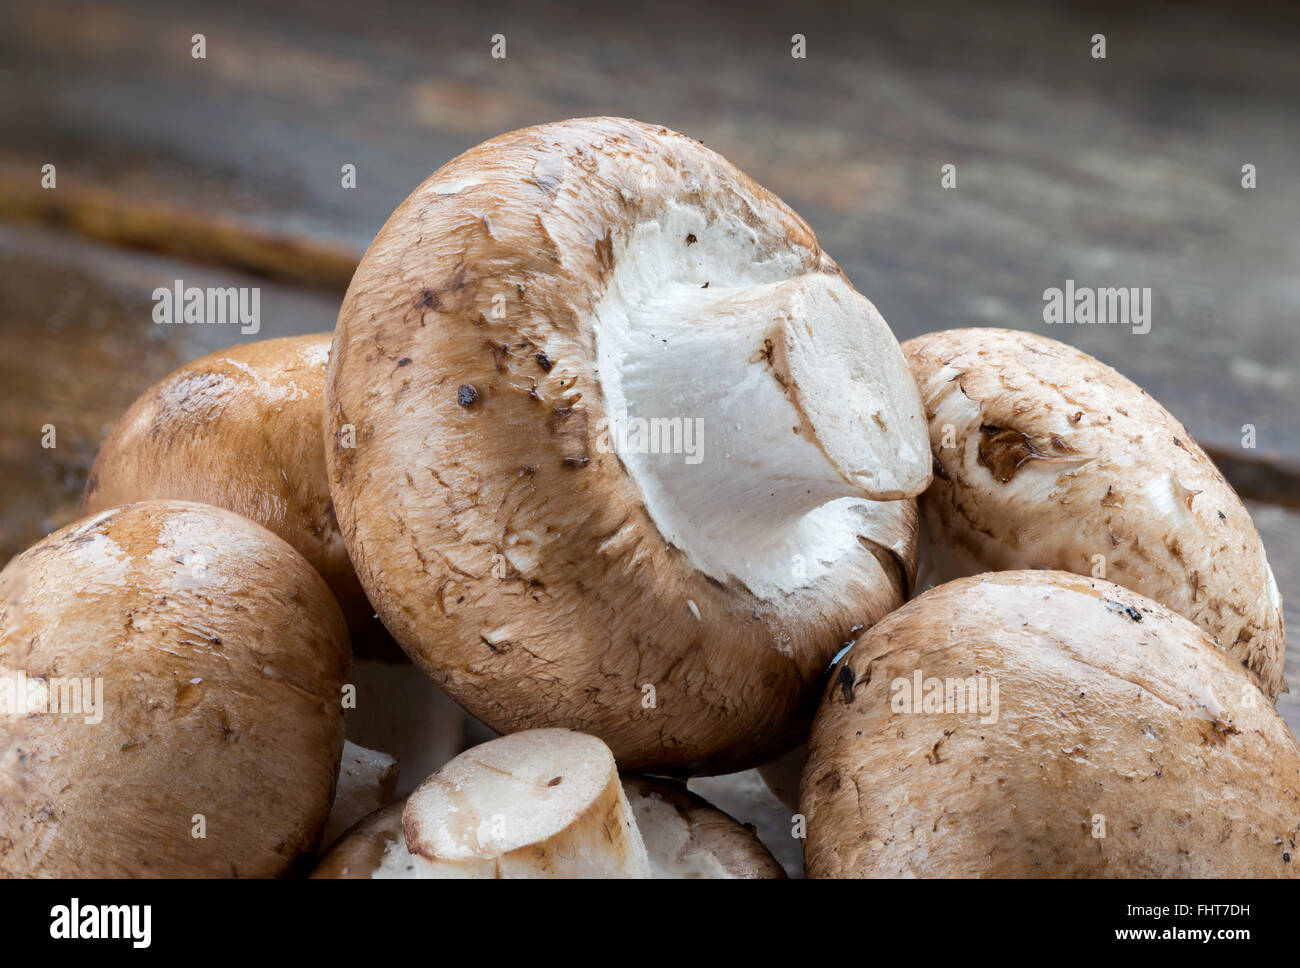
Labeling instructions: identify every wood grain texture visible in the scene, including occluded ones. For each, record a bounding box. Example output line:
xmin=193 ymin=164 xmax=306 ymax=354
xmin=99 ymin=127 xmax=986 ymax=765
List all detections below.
xmin=1 ymin=0 xmax=1297 ymax=489
xmin=0 ymin=223 xmax=339 ymax=565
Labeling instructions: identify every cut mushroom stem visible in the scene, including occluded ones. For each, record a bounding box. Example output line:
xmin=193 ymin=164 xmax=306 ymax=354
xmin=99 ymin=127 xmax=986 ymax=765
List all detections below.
xmin=313 ymin=753 xmax=786 ymax=878
xmin=597 ymin=236 xmax=930 ymax=594
xmin=397 ymin=729 xmax=648 ymax=878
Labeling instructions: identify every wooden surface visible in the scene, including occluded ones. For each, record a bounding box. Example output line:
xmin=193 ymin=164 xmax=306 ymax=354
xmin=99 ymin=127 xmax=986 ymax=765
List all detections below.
xmin=1 ymin=0 xmax=1297 ymax=742
xmin=0 ymin=223 xmax=339 ymax=560
xmin=2 ymin=0 xmax=1297 ymax=493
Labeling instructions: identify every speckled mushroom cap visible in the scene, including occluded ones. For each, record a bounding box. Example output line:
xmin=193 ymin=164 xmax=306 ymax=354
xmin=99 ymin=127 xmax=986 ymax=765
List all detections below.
xmin=0 ymin=500 xmax=349 ymax=877
xmin=904 ymin=328 xmax=1285 ymax=699
xmin=802 ymin=570 xmax=1300 ymax=878
xmin=325 ymin=117 xmax=930 ymax=774
xmin=82 ymin=334 xmax=374 ymax=635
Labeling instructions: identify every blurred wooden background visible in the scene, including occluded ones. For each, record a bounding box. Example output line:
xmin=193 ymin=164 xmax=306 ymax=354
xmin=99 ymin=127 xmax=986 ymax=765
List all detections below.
xmin=1 ymin=0 xmax=1297 ymax=751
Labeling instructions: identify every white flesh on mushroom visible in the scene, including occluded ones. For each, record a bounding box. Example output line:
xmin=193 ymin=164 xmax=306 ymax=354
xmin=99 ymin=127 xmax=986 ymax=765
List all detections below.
xmin=593 ymin=203 xmax=929 ymax=598
xmin=389 ymin=729 xmax=649 ymax=878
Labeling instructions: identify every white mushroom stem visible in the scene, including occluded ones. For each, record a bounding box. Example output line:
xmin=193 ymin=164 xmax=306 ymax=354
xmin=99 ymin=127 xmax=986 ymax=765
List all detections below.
xmin=593 ymin=207 xmax=929 ymax=597
xmin=396 ymin=729 xmax=649 ymax=878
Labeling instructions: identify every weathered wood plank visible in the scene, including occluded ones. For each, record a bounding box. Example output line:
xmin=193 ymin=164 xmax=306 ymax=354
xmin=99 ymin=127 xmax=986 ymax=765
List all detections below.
xmin=1 ymin=0 xmax=1297 ymax=488
xmin=0 ymin=223 xmax=340 ymax=565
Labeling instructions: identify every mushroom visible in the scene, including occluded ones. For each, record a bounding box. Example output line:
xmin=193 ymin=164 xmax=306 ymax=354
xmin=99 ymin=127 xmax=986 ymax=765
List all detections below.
xmin=0 ymin=501 xmax=349 ymax=877
xmin=81 ymin=334 xmax=376 ymax=639
xmin=79 ymin=335 xmax=467 ymax=762
xmin=325 ymin=117 xmax=931 ymax=773
xmin=903 ymin=328 xmax=1285 ymax=699
xmin=314 ymin=728 xmax=648 ymax=877
xmin=801 ymin=570 xmax=1300 ymax=878
xmin=313 ymin=738 xmax=785 ymax=878
xmin=621 ymin=775 xmax=785 ymax=878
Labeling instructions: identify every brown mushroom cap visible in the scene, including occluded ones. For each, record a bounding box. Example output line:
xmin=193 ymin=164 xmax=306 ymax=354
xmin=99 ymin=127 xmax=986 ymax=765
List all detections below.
xmin=903 ymin=328 xmax=1285 ymax=699
xmin=802 ymin=570 xmax=1300 ymax=878
xmin=326 ymin=117 xmax=928 ymax=774
xmin=621 ymin=775 xmax=785 ymax=878
xmin=81 ymin=334 xmax=375 ymax=637
xmin=0 ymin=500 xmax=349 ymax=877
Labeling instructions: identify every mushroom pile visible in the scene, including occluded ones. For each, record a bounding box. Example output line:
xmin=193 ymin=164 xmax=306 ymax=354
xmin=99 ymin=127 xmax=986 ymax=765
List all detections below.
xmin=0 ymin=118 xmax=1291 ymax=878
